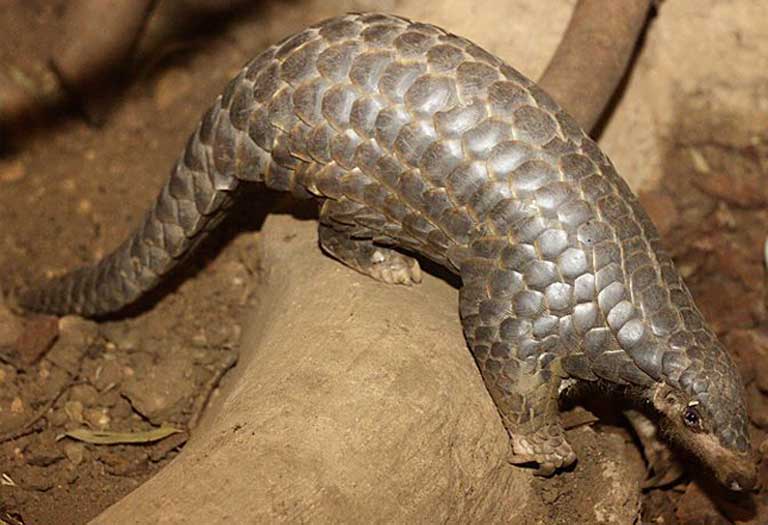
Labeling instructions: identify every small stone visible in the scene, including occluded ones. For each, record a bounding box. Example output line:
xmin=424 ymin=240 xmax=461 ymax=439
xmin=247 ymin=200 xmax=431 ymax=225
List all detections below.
xmin=84 ymin=407 xmax=111 ymax=429
xmin=713 ymin=201 xmax=736 ymax=229
xmin=63 ymin=441 xmax=85 ymax=466
xmin=46 ymin=315 xmax=99 ymax=374
xmin=26 ymin=442 xmax=64 ymax=467
xmin=97 ymin=447 xmax=149 ymax=476
xmin=61 ymin=178 xmax=77 ymax=192
xmin=220 ymin=260 xmax=250 ymax=289
xmin=120 ymin=352 xmax=196 ymax=424
xmin=191 ymin=333 xmax=208 ymax=348
xmin=64 ymin=400 xmax=84 ymax=424
xmin=13 ymin=315 xmax=59 ymax=365
xmin=77 ymin=199 xmax=92 ymax=214
xmin=48 ymin=407 xmax=68 ymax=427
xmin=109 ymin=396 xmax=134 ymax=421
xmin=91 ymin=357 xmax=124 ymax=391
xmin=69 ymin=384 xmax=99 ymax=406
xmin=689 ymin=148 xmax=711 ymax=173
xmin=62 ymin=466 xmax=80 ymax=485
xmin=98 ymin=389 xmax=121 ymax=408
xmin=15 ymin=465 xmax=54 ymax=491
xmin=10 ymin=397 xmax=24 ymax=413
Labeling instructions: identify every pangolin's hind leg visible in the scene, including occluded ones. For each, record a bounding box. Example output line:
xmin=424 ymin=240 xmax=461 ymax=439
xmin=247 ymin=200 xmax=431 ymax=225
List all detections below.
xmin=318 ymin=224 xmax=422 ymax=286
xmin=460 ymin=270 xmax=576 ymax=476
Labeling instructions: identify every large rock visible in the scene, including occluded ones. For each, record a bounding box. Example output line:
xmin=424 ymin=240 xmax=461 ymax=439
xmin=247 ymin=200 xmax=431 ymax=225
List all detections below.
xmin=90 ymin=215 xmax=644 ymax=524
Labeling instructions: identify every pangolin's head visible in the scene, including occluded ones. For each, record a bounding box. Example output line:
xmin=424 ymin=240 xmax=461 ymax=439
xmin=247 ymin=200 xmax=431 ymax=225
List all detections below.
xmin=650 ymin=341 xmax=757 ymax=491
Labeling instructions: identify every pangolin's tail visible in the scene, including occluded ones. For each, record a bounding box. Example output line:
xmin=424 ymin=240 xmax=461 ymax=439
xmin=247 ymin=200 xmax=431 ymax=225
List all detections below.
xmin=19 ymin=68 xmax=272 ymax=317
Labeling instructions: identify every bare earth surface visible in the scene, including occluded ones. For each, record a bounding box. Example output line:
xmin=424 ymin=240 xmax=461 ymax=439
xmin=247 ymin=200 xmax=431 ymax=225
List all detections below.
xmin=0 ymin=1 xmax=766 ymax=524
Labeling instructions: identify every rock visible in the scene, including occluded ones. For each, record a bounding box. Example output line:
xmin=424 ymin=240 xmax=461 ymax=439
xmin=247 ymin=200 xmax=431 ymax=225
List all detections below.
xmin=108 ymin=396 xmax=134 ymax=421
xmin=83 ymin=407 xmax=111 ymax=429
xmin=13 ymin=465 xmax=55 ymax=492
xmin=13 ymin=315 xmax=59 ymax=365
xmin=89 ymin=215 xmax=646 ymax=524
xmin=97 ymin=447 xmax=149 ymax=477
xmin=89 ymin=355 xmax=125 ymax=391
xmin=25 ymin=436 xmax=64 ymax=467
xmin=47 ymin=407 xmax=68 ymax=427
xmin=68 ymin=384 xmax=100 ymax=406
xmin=76 ymin=198 xmax=92 ymax=215
xmin=46 ymin=316 xmax=99 ymax=374
xmin=120 ymin=351 xmax=196 ymax=424
xmin=64 ymin=400 xmax=84 ymax=425
xmin=10 ymin=396 xmax=24 ymax=413
xmin=63 ymin=441 xmax=85 ymax=466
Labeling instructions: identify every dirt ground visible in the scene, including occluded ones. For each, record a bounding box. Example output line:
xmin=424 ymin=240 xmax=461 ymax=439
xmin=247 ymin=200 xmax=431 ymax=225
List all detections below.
xmin=0 ymin=1 xmax=766 ymax=524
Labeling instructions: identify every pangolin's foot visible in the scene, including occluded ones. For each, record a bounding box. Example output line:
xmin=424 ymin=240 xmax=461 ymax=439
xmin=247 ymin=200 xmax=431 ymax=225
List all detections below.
xmin=507 ymin=424 xmax=577 ymax=477
xmin=318 ymin=224 xmax=422 ymax=286
xmin=366 ymin=248 xmax=422 ymax=286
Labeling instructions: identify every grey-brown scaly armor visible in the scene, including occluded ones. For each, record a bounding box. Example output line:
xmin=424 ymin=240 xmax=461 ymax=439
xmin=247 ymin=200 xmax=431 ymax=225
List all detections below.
xmin=19 ymin=13 xmax=753 ymax=481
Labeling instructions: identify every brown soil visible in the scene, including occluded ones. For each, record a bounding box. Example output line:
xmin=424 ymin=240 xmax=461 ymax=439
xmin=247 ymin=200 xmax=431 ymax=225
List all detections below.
xmin=0 ymin=1 xmax=767 ymax=524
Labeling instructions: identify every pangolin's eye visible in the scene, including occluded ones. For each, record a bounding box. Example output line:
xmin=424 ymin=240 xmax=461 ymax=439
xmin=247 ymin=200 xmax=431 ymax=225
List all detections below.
xmin=683 ymin=406 xmax=702 ymax=431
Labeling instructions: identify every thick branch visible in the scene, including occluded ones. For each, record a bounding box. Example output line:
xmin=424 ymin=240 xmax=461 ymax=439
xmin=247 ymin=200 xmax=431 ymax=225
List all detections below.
xmin=539 ymin=0 xmax=654 ymax=132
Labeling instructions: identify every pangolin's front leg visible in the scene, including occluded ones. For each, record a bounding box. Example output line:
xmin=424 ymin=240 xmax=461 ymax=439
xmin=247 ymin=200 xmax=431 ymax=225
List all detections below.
xmin=459 ymin=254 xmax=576 ymax=476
